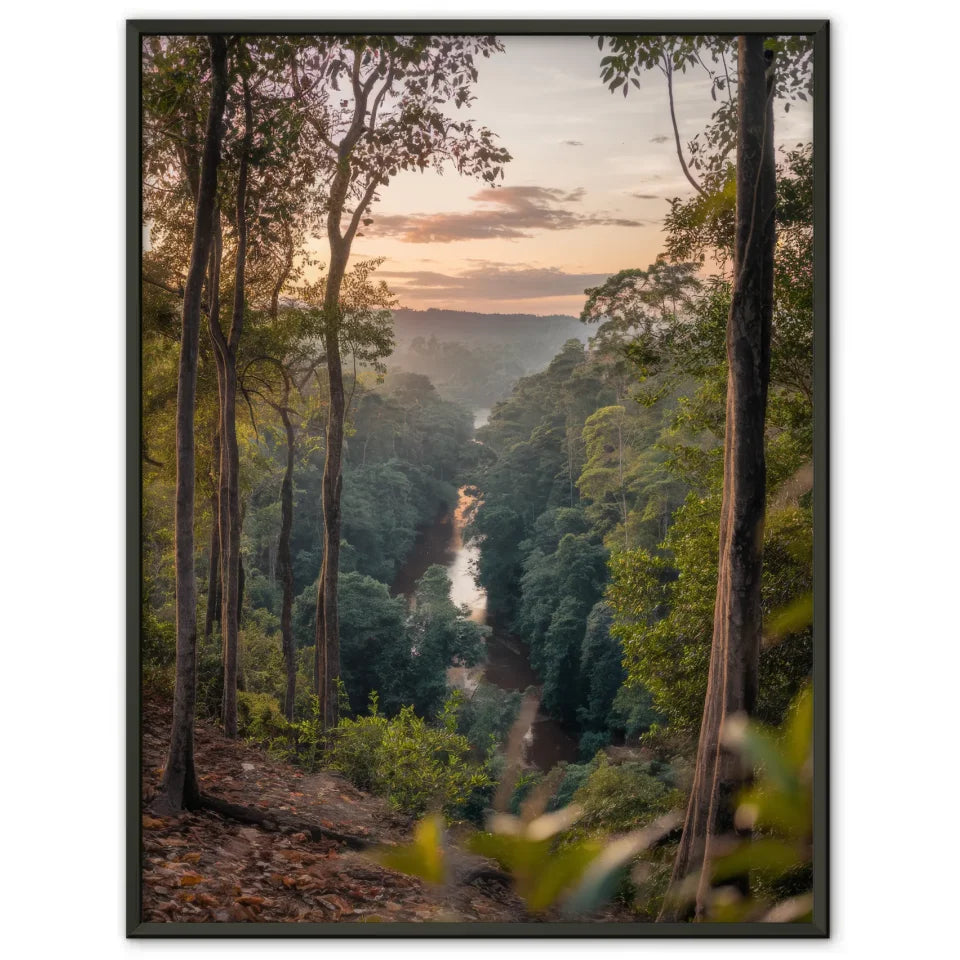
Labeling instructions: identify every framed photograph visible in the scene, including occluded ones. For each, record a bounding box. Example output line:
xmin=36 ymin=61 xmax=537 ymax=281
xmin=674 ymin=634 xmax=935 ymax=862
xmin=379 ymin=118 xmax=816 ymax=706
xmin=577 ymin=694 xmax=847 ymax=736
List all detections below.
xmin=128 ymin=18 xmax=828 ymax=937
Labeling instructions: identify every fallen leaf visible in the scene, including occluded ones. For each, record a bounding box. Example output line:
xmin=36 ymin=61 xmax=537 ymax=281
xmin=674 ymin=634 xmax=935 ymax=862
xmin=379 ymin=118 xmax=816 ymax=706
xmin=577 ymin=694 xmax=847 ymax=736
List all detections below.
xmin=236 ymin=895 xmax=267 ymax=907
xmin=142 ymin=815 xmax=165 ymax=829
xmin=179 ymin=874 xmax=204 ymax=887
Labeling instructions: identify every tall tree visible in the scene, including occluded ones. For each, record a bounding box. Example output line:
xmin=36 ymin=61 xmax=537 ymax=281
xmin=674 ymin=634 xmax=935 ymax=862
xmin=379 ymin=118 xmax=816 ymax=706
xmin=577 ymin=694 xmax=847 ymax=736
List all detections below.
xmin=208 ymin=62 xmax=252 ymax=739
xmin=659 ymin=37 xmax=777 ymax=920
xmin=153 ymin=34 xmax=229 ymax=814
xmin=290 ymin=36 xmax=510 ymax=730
xmin=206 ymin=37 xmax=317 ymax=735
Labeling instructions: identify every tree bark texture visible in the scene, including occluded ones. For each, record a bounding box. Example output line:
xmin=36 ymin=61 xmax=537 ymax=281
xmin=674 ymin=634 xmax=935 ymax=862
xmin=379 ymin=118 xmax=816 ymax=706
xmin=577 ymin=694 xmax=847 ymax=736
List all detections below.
xmin=155 ymin=34 xmax=228 ymax=815
xmin=315 ymin=242 xmax=347 ymax=732
xmin=210 ymin=76 xmax=252 ymax=739
xmin=276 ymin=377 xmax=297 ymax=721
xmin=203 ymin=431 xmax=221 ymax=639
xmin=659 ymin=36 xmax=775 ymax=921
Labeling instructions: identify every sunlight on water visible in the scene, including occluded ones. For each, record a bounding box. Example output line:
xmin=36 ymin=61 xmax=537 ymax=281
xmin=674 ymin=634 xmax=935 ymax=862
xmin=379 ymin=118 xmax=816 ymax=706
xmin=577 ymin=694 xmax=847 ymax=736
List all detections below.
xmin=448 ymin=490 xmax=487 ymax=623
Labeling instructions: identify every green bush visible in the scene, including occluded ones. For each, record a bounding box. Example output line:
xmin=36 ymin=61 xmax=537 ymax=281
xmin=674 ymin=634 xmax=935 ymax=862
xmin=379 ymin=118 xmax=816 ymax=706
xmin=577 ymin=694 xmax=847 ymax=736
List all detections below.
xmin=570 ymin=755 xmax=680 ymax=839
xmin=327 ymin=692 xmax=492 ymax=820
xmin=142 ymin=661 xmax=174 ymax=697
xmin=237 ymin=691 xmax=288 ymax=741
xmin=239 ymin=616 xmax=284 ymax=702
xmin=142 ymin=605 xmax=175 ymax=667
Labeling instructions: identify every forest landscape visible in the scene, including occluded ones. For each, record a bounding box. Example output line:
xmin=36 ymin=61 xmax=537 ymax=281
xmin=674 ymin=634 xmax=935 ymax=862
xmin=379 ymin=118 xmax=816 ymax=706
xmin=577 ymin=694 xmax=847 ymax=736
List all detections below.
xmin=136 ymin=25 xmax=824 ymax=933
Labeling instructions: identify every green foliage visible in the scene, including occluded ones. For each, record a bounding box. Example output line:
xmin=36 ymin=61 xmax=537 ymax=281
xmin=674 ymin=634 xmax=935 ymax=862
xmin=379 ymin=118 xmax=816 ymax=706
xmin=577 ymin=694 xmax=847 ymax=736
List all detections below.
xmin=595 ymin=35 xmax=812 ymax=183
xmin=609 ymin=683 xmax=662 ymax=741
xmin=379 ymin=793 xmax=681 ymax=916
xmin=238 ymin=613 xmax=285 ymax=701
xmin=140 ymin=603 xmax=177 ymax=690
xmin=326 ymin=692 xmax=492 ymax=820
xmin=195 ymin=632 xmax=225 ymax=721
xmin=331 ymin=572 xmax=411 ymax=715
xmin=372 ymin=815 xmax=447 ymax=885
xmin=567 ymin=755 xmax=680 ymax=840
xmin=404 ymin=565 xmax=489 ymax=715
xmin=455 ymin=682 xmax=523 ymax=758
xmin=290 ymin=565 xmax=487 ymax=725
xmin=609 ymin=487 xmax=813 ymax=731
xmin=515 ymin=513 xmax=608 ymax=727
xmin=236 ymin=691 xmax=288 ymax=742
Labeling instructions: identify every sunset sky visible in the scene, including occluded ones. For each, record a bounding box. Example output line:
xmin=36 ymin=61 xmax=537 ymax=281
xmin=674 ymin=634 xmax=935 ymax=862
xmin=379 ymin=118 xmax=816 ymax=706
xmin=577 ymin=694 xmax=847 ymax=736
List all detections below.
xmin=341 ymin=35 xmax=814 ymax=317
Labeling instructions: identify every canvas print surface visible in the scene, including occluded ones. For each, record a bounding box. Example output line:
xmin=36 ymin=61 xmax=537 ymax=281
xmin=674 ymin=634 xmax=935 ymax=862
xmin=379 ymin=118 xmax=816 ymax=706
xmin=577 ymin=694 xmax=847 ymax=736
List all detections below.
xmin=134 ymin=24 xmax=824 ymax=934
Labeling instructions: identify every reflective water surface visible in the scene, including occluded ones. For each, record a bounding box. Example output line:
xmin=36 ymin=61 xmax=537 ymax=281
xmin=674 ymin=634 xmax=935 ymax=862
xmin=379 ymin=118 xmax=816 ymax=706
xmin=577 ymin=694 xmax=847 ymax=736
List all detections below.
xmin=392 ymin=475 xmax=578 ymax=771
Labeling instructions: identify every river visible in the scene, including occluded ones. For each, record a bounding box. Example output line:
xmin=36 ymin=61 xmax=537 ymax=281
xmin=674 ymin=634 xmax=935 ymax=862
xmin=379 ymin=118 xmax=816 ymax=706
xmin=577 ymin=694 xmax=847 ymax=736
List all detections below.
xmin=391 ymin=409 xmax=579 ymax=772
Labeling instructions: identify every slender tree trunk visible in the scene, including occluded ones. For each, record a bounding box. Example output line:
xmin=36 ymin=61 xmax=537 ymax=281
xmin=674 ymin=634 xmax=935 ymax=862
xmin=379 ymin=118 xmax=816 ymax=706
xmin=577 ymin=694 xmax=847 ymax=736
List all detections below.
xmin=154 ymin=35 xmax=228 ymax=815
xmin=659 ymin=37 xmax=775 ymax=921
xmin=211 ymin=75 xmax=252 ymax=739
xmin=316 ymin=244 xmax=347 ymax=731
xmin=276 ymin=382 xmax=297 ymax=721
xmin=203 ymin=431 xmax=221 ymax=639
xmin=207 ymin=214 xmax=233 ymax=722
xmin=311 ymin=58 xmax=379 ymax=733
xmin=219 ymin=357 xmax=241 ymax=736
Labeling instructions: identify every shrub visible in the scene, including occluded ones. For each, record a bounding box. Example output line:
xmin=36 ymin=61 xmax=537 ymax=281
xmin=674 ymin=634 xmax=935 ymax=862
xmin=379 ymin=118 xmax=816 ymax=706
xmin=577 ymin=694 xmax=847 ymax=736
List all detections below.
xmin=570 ymin=755 xmax=679 ymax=838
xmin=237 ymin=691 xmax=288 ymax=742
xmin=239 ymin=617 xmax=284 ymax=701
xmin=142 ymin=661 xmax=174 ymax=697
xmin=142 ymin=605 xmax=175 ymax=667
xmin=327 ymin=692 xmax=492 ymax=820
xmin=550 ymin=759 xmax=595 ymax=810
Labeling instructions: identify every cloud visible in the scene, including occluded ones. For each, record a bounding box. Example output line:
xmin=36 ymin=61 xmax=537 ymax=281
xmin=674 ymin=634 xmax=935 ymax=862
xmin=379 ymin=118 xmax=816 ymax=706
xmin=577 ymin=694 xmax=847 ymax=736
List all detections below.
xmin=650 ymin=135 xmax=669 ymax=144
xmin=629 ymin=192 xmax=660 ymax=200
xmin=367 ymin=185 xmax=644 ymax=243
xmin=561 ymin=139 xmax=584 ymax=146
xmin=378 ymin=263 xmax=609 ymax=301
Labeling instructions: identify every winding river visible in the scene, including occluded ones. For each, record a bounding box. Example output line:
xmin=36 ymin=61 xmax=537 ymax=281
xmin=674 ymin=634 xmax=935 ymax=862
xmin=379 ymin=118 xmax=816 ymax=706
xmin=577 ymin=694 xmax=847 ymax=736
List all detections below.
xmin=391 ymin=409 xmax=578 ymax=772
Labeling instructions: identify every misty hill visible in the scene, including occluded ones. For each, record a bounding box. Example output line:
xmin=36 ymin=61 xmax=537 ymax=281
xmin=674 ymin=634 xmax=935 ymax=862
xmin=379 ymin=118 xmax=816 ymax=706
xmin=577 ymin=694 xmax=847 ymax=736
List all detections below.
xmin=389 ymin=308 xmax=587 ymax=409
xmin=391 ymin=307 xmax=584 ymax=345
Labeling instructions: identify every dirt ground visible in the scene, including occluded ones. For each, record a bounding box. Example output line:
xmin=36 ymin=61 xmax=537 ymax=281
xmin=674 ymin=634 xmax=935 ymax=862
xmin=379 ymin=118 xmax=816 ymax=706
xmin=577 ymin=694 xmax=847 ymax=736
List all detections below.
xmin=140 ymin=696 xmax=535 ymax=924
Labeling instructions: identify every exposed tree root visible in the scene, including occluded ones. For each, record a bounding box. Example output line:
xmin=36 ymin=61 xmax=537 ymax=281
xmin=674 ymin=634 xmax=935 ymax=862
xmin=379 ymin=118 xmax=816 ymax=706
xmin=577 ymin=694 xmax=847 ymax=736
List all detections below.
xmin=198 ymin=792 xmax=370 ymax=850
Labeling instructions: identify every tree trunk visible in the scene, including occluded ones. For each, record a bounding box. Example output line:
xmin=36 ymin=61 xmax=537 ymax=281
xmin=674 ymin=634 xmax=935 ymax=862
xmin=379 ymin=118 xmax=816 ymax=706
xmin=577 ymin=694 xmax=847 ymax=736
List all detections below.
xmin=207 ymin=213 xmax=235 ymax=731
xmin=203 ymin=431 xmax=221 ymax=639
xmin=154 ymin=34 xmax=228 ymax=815
xmin=316 ymin=244 xmax=347 ymax=731
xmin=658 ymin=36 xmax=775 ymax=921
xmin=276 ymin=384 xmax=297 ymax=721
xmin=211 ymin=75 xmax=252 ymax=739
xmin=312 ymin=61 xmax=380 ymax=733
xmin=219 ymin=356 xmax=241 ymax=736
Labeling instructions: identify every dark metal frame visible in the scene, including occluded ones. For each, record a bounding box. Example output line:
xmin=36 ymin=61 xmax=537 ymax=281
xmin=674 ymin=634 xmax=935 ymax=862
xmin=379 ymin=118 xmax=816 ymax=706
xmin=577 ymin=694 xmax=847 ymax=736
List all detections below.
xmin=126 ymin=18 xmax=829 ymax=938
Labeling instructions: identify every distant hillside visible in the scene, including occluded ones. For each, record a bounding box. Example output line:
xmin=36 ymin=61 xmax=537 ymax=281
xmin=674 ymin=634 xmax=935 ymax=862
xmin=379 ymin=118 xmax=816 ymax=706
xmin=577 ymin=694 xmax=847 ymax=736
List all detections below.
xmin=391 ymin=307 xmax=584 ymax=345
xmin=388 ymin=308 xmax=587 ymax=409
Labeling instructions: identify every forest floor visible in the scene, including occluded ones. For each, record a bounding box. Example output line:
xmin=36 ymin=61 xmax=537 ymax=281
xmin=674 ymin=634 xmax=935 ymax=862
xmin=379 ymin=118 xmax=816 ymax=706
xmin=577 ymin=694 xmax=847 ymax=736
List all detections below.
xmin=140 ymin=695 xmax=571 ymax=925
